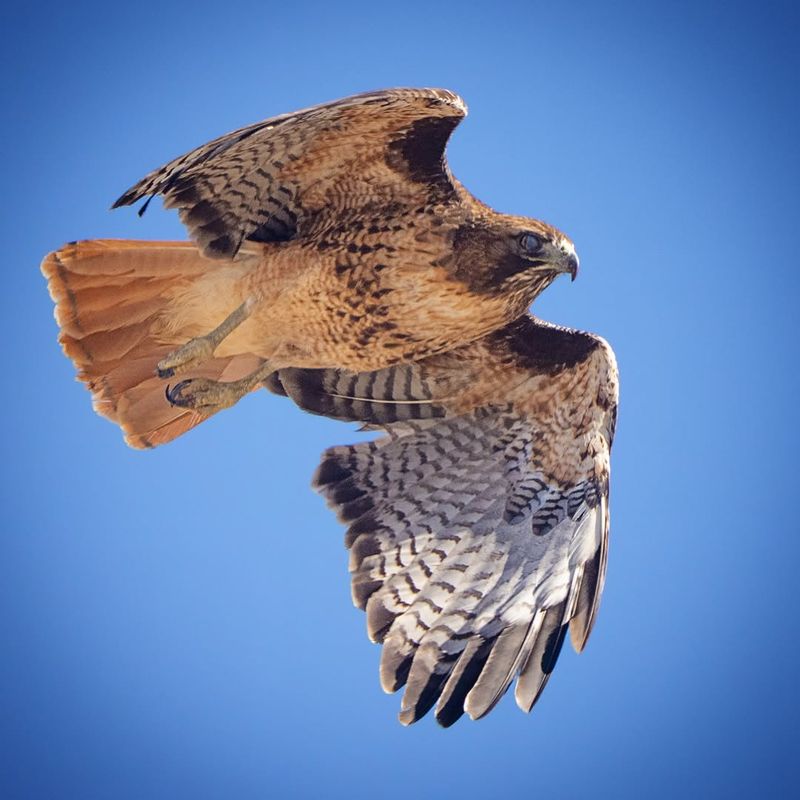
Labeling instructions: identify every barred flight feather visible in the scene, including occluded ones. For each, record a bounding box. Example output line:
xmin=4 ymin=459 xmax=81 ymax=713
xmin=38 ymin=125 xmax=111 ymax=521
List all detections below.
xmin=313 ymin=405 xmax=610 ymax=726
xmin=268 ymin=363 xmax=450 ymax=425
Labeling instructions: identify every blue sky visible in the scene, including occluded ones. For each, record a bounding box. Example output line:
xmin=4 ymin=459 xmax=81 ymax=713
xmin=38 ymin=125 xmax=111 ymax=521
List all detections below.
xmin=2 ymin=1 xmax=798 ymax=798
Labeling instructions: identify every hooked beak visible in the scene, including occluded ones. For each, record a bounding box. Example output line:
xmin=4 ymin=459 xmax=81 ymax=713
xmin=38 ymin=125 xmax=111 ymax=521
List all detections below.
xmin=559 ymin=241 xmax=579 ymax=281
xmin=565 ymin=251 xmax=579 ymax=281
xmin=532 ymin=241 xmax=579 ymax=281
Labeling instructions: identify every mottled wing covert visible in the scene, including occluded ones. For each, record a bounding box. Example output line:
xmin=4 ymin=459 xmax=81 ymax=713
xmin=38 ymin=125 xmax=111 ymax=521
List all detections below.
xmin=113 ymin=88 xmax=467 ymax=258
xmin=274 ymin=317 xmax=619 ymax=725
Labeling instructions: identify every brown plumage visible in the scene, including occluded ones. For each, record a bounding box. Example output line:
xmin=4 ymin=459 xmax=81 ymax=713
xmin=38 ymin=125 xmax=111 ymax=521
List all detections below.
xmin=42 ymin=88 xmax=577 ymax=448
xmin=41 ymin=89 xmax=619 ymax=725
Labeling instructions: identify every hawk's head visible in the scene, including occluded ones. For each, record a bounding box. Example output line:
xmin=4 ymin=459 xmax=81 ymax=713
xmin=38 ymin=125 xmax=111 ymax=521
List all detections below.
xmin=452 ymin=215 xmax=579 ymax=301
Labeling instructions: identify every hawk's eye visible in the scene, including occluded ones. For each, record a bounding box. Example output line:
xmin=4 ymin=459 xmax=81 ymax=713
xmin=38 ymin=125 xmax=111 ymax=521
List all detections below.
xmin=519 ymin=232 xmax=544 ymax=257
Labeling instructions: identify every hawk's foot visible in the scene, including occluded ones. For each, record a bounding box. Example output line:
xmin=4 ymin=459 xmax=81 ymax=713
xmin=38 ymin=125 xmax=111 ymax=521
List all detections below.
xmin=157 ymin=336 xmax=215 ymax=379
xmin=165 ymin=377 xmax=241 ymax=411
xmin=165 ymin=362 xmax=275 ymax=413
xmin=156 ymin=299 xmax=257 ymax=379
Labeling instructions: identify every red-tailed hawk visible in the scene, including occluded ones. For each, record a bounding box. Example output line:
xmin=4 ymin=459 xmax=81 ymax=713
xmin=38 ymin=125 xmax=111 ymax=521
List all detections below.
xmin=41 ymin=88 xmax=618 ymax=725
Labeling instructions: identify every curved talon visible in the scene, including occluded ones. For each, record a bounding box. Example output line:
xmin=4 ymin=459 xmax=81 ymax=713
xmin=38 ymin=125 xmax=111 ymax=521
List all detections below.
xmin=165 ymin=379 xmax=196 ymax=408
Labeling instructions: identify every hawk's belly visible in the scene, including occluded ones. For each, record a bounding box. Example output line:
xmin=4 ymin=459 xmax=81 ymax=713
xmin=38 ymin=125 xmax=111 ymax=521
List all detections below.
xmin=242 ymin=258 xmax=515 ymax=371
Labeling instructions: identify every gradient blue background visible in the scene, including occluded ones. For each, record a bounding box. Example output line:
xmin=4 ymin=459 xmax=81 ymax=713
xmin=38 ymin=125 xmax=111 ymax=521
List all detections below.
xmin=2 ymin=1 xmax=797 ymax=797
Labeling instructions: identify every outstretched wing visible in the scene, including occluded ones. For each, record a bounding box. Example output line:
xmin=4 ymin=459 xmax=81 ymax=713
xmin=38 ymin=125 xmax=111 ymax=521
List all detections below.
xmin=272 ymin=316 xmax=619 ymax=726
xmin=114 ymin=88 xmax=467 ymax=258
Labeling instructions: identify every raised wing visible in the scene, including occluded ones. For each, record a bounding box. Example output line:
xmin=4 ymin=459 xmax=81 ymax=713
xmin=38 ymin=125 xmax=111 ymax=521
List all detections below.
xmin=113 ymin=88 xmax=467 ymax=258
xmin=271 ymin=316 xmax=619 ymax=725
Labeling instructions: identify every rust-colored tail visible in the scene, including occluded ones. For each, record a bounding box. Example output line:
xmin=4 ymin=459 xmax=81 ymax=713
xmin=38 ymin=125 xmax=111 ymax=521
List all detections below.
xmin=42 ymin=240 xmax=264 ymax=449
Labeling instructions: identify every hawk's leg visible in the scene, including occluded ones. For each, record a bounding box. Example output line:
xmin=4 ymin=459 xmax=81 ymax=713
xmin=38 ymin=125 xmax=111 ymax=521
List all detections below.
xmin=157 ymin=299 xmax=256 ymax=379
xmin=165 ymin=362 xmax=276 ymax=413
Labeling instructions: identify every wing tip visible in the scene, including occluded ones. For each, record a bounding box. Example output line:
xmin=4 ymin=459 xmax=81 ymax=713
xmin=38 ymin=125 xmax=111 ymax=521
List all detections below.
xmin=568 ymin=618 xmax=594 ymax=654
xmin=111 ymin=182 xmax=146 ymax=210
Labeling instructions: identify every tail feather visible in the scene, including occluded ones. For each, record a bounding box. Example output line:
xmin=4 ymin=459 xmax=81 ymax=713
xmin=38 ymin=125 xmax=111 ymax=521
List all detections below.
xmin=42 ymin=239 xmax=263 ymax=449
xmin=63 ymin=290 xmax=175 ymax=337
